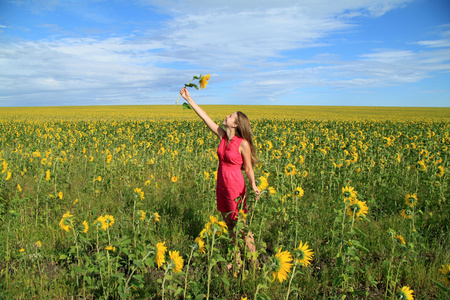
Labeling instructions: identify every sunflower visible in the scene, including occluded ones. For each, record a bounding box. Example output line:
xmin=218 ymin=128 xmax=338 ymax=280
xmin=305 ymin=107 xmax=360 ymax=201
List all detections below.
xmin=199 ymin=74 xmax=210 ymax=89
xmin=5 ymin=171 xmax=11 ymax=181
xmin=397 ymin=286 xmax=414 ymax=300
xmin=199 ymin=228 xmax=208 ymax=239
xmin=36 ymin=241 xmax=42 ymax=248
xmin=58 ymin=191 xmax=63 ymax=200
xmin=82 ymin=220 xmax=89 ymax=233
xmin=272 ymin=150 xmax=282 ymax=159
xmin=153 ymin=212 xmax=161 ymax=222
xmin=168 ymin=250 xmax=184 ymax=273
xmin=257 ymin=176 xmax=269 ymax=191
xmin=341 ymin=185 xmax=357 ymax=200
xmin=94 ymin=215 xmax=108 ymax=231
xmin=271 ymin=248 xmax=293 ymax=283
xmin=294 ymin=241 xmax=314 ymax=267
xmin=347 ymin=199 xmax=369 ymax=220
xmin=394 ymin=235 xmax=406 ymax=245
xmin=436 ymin=166 xmax=445 ymax=177
xmin=204 ymin=215 xmax=228 ymax=236
xmin=439 ymin=264 xmax=450 ymax=285
xmin=194 ymin=237 xmax=206 ymax=254
xmin=382 ymin=137 xmax=392 ymax=147
xmin=59 ymin=211 xmax=73 ymax=232
xmin=300 ymin=142 xmax=307 ymax=150
xmin=45 ymin=170 xmax=51 ymax=181
xmin=155 ymin=242 xmax=167 ymax=268
xmin=106 ymin=154 xmax=112 ymax=164
xmin=405 ymin=193 xmax=418 ymax=207
xmin=415 ymin=160 xmax=426 ymax=172
xmin=298 ymin=155 xmax=304 ymax=165
xmin=293 ymin=187 xmax=304 ymax=198
xmin=401 ymin=209 xmax=413 ymax=219
xmin=282 ymin=194 xmax=291 ymax=203
xmin=103 ymin=215 xmax=115 ymax=228
xmin=134 ymin=188 xmax=145 ymax=200
xmin=284 ymin=163 xmax=297 ymax=176
xmin=138 ymin=210 xmax=146 ymax=220
xmin=171 ymin=176 xmax=178 ymax=183
xmin=105 ymin=245 xmax=116 ymax=252
xmin=238 ymin=209 xmax=247 ymax=220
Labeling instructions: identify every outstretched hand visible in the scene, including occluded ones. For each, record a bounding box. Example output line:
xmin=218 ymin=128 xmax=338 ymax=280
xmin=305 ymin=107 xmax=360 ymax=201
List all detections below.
xmin=180 ymin=87 xmax=190 ymax=101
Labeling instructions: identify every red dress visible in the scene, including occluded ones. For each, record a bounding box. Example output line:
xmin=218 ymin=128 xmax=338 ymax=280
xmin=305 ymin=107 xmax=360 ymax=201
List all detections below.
xmin=216 ymin=135 xmax=247 ymax=220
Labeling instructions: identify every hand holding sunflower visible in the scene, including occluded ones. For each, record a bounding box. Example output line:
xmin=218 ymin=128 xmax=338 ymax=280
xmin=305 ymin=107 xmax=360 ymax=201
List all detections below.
xmin=176 ymin=74 xmax=210 ymax=109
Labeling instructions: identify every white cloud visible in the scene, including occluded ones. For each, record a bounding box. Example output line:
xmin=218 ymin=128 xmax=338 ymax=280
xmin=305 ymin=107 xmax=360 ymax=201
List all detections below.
xmin=1 ymin=0 xmax=449 ymax=106
xmin=150 ymin=0 xmax=413 ymax=17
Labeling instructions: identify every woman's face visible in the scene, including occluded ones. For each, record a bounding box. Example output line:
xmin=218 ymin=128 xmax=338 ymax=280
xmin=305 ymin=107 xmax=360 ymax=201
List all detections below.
xmin=223 ymin=112 xmax=238 ymax=128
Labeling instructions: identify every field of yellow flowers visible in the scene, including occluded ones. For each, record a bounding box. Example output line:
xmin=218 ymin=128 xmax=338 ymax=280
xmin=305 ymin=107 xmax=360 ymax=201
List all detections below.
xmin=0 ymin=105 xmax=449 ymax=299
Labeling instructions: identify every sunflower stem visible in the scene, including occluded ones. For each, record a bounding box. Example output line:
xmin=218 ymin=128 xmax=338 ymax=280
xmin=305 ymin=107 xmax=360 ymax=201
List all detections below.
xmin=206 ymin=230 xmax=217 ymax=300
xmin=183 ymin=247 xmax=195 ymax=299
xmin=385 ymin=234 xmax=396 ymax=299
xmin=175 ymin=79 xmax=194 ymax=104
xmin=132 ymin=196 xmax=137 ymax=247
xmin=161 ymin=267 xmax=169 ymax=300
xmin=285 ymin=263 xmax=298 ymax=300
xmin=95 ymin=227 xmax=106 ymax=299
xmin=350 ymin=208 xmax=356 ymax=234
xmin=124 ymin=248 xmax=153 ymax=293
xmin=392 ymin=259 xmax=405 ymax=298
xmin=338 ymin=202 xmax=347 ymax=257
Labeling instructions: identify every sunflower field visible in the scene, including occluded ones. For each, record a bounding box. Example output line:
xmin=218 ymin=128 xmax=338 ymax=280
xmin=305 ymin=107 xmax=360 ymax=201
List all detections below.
xmin=0 ymin=105 xmax=449 ymax=299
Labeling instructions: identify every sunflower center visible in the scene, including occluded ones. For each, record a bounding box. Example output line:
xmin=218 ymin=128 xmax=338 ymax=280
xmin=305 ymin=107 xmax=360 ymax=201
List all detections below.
xmin=296 ymin=250 xmax=305 ymax=260
xmin=351 ymin=204 xmax=361 ymax=213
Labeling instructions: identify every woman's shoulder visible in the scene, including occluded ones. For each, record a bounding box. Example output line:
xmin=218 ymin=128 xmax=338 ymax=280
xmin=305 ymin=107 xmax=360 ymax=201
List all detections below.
xmin=238 ymin=137 xmax=249 ymax=148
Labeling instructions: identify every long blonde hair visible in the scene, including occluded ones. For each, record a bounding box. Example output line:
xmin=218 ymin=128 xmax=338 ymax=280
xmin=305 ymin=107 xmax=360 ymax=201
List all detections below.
xmin=235 ymin=111 xmax=258 ymax=167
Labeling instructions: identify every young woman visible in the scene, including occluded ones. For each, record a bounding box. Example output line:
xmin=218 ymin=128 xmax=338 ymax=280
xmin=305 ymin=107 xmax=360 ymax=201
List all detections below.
xmin=179 ymin=87 xmax=260 ymax=262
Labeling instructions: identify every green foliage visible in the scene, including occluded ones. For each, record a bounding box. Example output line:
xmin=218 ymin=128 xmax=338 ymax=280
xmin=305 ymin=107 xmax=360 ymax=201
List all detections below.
xmin=0 ymin=110 xmax=449 ymax=298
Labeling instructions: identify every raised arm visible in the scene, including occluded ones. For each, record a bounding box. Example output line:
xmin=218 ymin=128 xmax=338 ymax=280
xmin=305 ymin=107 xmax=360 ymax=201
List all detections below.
xmin=180 ymin=87 xmax=225 ymax=138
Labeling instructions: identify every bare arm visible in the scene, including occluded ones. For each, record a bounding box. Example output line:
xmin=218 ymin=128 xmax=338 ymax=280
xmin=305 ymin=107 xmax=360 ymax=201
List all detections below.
xmin=240 ymin=139 xmax=260 ymax=196
xmin=180 ymin=87 xmax=225 ymax=138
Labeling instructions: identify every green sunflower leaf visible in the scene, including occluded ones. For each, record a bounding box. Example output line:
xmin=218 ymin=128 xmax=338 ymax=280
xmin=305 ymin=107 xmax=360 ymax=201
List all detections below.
xmin=354 ymin=228 xmax=368 ymax=238
xmin=432 ymin=279 xmax=449 ymax=292
xmin=185 ymin=83 xmax=199 ymax=90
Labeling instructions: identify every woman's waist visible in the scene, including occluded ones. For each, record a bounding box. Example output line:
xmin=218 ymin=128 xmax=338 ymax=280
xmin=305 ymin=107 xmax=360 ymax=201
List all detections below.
xmin=218 ymin=161 xmax=243 ymax=167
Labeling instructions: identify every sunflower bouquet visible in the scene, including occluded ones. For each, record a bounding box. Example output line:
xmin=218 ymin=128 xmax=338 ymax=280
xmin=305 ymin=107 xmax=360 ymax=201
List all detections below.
xmin=176 ymin=74 xmax=210 ymax=109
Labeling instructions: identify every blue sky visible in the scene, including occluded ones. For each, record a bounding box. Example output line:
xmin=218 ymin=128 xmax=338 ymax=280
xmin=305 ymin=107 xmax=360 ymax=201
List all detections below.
xmin=1 ymin=0 xmax=449 ymax=107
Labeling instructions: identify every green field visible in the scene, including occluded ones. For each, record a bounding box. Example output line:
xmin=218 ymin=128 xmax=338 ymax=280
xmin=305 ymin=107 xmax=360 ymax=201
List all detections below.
xmin=1 ymin=105 xmax=449 ymax=299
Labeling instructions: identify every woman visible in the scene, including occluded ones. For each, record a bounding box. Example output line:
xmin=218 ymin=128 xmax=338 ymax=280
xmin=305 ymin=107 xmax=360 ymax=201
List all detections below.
xmin=179 ymin=87 xmax=260 ymax=263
